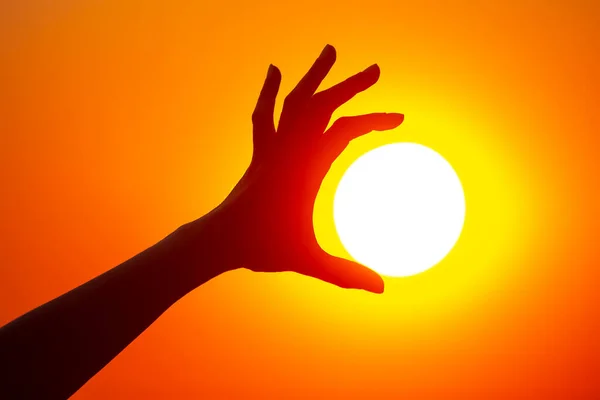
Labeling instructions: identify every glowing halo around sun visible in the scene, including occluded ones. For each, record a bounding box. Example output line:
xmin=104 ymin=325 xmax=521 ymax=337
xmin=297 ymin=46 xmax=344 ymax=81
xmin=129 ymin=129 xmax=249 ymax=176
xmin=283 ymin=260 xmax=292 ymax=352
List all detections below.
xmin=333 ymin=143 xmax=466 ymax=277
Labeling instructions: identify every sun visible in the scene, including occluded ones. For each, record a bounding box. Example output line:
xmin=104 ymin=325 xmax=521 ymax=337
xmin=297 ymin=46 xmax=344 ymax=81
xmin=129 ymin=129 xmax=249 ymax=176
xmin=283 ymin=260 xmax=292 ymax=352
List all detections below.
xmin=333 ymin=143 xmax=466 ymax=277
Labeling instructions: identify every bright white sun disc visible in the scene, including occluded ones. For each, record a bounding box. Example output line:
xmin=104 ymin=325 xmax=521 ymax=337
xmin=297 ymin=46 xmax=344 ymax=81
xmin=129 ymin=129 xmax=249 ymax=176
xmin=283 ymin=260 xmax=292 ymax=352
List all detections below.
xmin=333 ymin=143 xmax=466 ymax=277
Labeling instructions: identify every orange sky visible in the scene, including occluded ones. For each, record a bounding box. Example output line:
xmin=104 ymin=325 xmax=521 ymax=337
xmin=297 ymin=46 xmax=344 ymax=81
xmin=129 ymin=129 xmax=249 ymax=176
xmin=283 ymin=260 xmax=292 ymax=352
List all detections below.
xmin=1 ymin=1 xmax=599 ymax=398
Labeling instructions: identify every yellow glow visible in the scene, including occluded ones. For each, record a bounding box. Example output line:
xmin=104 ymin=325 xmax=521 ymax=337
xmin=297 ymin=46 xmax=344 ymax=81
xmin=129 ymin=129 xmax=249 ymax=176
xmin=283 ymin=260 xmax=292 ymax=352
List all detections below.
xmin=311 ymin=88 xmax=538 ymax=322
xmin=333 ymin=143 xmax=465 ymax=277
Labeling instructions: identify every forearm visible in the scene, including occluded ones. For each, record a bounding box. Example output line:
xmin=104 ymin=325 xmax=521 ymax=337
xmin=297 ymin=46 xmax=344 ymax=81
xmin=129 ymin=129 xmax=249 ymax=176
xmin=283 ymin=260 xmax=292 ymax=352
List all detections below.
xmin=0 ymin=211 xmax=233 ymax=399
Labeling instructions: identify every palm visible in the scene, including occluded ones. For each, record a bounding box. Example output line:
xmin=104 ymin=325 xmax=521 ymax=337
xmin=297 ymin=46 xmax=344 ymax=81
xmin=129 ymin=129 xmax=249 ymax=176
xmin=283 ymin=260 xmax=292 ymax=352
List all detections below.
xmin=220 ymin=45 xmax=404 ymax=293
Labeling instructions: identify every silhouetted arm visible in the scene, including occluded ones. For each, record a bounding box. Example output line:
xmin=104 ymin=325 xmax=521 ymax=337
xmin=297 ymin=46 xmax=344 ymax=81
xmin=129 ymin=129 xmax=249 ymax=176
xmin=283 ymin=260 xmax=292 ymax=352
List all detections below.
xmin=0 ymin=44 xmax=403 ymax=399
xmin=0 ymin=211 xmax=233 ymax=399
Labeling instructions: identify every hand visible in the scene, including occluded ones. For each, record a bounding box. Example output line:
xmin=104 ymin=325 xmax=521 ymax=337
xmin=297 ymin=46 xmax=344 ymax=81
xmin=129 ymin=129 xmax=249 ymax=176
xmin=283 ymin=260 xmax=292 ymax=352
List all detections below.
xmin=209 ymin=45 xmax=404 ymax=293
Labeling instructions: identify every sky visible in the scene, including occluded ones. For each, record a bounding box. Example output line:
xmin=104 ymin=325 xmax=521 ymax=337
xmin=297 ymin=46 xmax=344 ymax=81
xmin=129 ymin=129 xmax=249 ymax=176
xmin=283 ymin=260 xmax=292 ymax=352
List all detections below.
xmin=1 ymin=0 xmax=599 ymax=398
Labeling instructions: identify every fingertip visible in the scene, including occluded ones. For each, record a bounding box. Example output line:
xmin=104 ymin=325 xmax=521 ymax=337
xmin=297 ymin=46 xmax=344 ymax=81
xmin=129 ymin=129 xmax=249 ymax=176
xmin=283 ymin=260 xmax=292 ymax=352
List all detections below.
xmin=374 ymin=279 xmax=385 ymax=294
xmin=368 ymin=113 xmax=405 ymax=131
xmin=322 ymin=44 xmax=337 ymax=62
xmin=363 ymin=64 xmax=380 ymax=82
xmin=389 ymin=112 xmax=405 ymax=126
xmin=340 ymin=258 xmax=385 ymax=294
xmin=267 ymin=64 xmax=282 ymax=82
xmin=306 ymin=254 xmax=385 ymax=294
xmin=371 ymin=63 xmax=381 ymax=76
xmin=362 ymin=268 xmax=385 ymax=294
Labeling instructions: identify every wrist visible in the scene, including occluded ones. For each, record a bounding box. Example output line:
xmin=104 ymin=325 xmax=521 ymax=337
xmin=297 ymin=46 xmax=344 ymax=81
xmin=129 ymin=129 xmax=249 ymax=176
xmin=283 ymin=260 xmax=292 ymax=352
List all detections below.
xmin=166 ymin=207 xmax=241 ymax=290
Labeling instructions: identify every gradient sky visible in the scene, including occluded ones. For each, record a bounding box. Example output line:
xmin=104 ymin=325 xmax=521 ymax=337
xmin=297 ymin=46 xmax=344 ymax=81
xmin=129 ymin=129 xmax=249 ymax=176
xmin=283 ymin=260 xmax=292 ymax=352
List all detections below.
xmin=1 ymin=1 xmax=599 ymax=399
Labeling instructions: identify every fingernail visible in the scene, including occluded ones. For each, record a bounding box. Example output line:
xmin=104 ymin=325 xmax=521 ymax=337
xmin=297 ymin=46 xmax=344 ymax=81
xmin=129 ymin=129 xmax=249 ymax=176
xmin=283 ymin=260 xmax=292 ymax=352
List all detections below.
xmin=267 ymin=64 xmax=274 ymax=79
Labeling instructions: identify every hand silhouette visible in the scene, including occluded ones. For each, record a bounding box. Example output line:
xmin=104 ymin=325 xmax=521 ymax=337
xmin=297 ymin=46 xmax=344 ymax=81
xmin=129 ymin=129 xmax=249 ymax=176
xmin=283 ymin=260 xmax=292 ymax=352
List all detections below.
xmin=210 ymin=44 xmax=404 ymax=293
xmin=0 ymin=44 xmax=404 ymax=399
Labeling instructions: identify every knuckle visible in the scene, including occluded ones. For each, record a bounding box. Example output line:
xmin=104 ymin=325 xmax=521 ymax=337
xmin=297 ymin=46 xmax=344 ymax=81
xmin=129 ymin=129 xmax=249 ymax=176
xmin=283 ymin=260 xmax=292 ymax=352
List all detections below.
xmin=332 ymin=116 xmax=351 ymax=129
xmin=311 ymin=92 xmax=326 ymax=106
xmin=283 ymin=92 xmax=299 ymax=108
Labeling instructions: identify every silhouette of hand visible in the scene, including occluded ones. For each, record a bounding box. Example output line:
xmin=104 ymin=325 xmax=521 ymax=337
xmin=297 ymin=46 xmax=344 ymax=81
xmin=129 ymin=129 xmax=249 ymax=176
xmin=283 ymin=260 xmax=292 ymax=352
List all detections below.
xmin=211 ymin=45 xmax=403 ymax=293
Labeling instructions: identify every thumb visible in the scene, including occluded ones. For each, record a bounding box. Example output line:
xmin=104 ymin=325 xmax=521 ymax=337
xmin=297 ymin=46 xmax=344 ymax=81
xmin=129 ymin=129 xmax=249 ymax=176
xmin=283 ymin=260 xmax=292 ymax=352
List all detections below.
xmin=300 ymin=251 xmax=384 ymax=294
